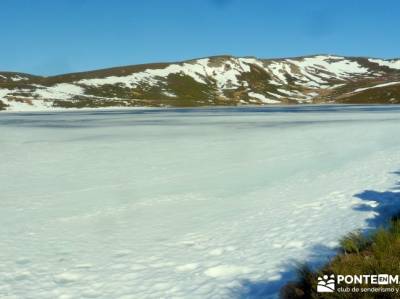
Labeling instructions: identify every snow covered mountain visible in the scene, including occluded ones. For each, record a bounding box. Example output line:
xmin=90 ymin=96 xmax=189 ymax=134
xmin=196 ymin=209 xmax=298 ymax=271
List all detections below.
xmin=1 ymin=55 xmax=400 ymax=111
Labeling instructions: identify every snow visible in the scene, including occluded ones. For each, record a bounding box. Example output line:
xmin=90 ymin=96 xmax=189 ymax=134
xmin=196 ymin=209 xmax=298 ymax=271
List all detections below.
xmin=287 ymin=55 xmax=369 ymax=86
xmin=239 ymin=58 xmax=265 ymax=70
xmin=289 ymin=55 xmax=369 ymax=77
xmin=205 ymin=59 xmax=243 ymax=89
xmin=266 ymin=62 xmax=289 ymax=84
xmin=0 ymin=75 xmax=29 ymax=82
xmin=275 ymin=88 xmax=313 ymax=103
xmin=77 ymin=57 xmax=265 ymax=91
xmin=267 ymin=92 xmax=283 ymax=98
xmin=1 ymin=105 xmax=152 ymax=113
xmin=248 ymin=92 xmax=280 ymax=104
xmin=0 ymin=87 xmax=70 ymax=112
xmin=307 ymin=92 xmax=319 ymax=97
xmin=277 ymin=88 xmax=297 ymax=96
xmin=263 ymin=56 xmax=371 ymax=91
xmin=11 ymin=75 xmax=26 ymax=82
xmin=34 ymin=83 xmax=85 ymax=100
xmin=75 ymin=56 xmax=373 ymax=96
xmin=1 ymin=106 xmax=400 ymax=299
xmin=329 ymin=83 xmax=346 ymax=89
xmin=369 ymin=58 xmax=400 ymax=70
xmin=0 ymin=98 xmax=52 ymax=111
xmin=353 ymin=81 xmax=400 ymax=93
xmin=204 ymin=265 xmax=252 ymax=279
xmin=0 ymin=55 xmax=378 ymax=110
xmin=0 ymin=88 xmax=61 ymax=112
xmin=78 ymin=59 xmax=210 ymax=87
xmin=0 ymin=56 xmax=391 ymax=112
xmin=0 ymin=83 xmax=86 ymax=111
xmin=162 ymin=90 xmax=177 ymax=98
xmin=0 ymin=88 xmax=11 ymax=99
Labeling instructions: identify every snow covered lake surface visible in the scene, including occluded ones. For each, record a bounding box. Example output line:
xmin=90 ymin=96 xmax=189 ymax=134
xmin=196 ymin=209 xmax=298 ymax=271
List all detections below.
xmin=1 ymin=105 xmax=400 ymax=299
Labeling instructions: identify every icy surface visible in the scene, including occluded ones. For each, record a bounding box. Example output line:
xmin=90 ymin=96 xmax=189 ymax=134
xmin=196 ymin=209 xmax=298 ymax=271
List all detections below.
xmin=1 ymin=106 xmax=400 ymax=299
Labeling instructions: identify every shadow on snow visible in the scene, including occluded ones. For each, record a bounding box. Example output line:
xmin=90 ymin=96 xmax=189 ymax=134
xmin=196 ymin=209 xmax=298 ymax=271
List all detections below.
xmin=230 ymin=170 xmax=400 ymax=299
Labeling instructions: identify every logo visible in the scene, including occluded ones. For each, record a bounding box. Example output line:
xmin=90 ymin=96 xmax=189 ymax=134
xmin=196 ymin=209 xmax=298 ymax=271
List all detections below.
xmin=378 ymin=274 xmax=389 ymax=285
xmin=317 ymin=274 xmax=335 ymax=293
xmin=316 ymin=273 xmax=400 ymax=294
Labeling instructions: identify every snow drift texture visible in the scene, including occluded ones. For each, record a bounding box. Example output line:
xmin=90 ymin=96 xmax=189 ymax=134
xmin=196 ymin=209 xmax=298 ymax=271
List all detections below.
xmin=1 ymin=106 xmax=400 ymax=298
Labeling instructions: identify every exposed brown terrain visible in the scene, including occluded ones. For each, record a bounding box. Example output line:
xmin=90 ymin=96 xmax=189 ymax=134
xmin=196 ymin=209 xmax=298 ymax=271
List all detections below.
xmin=1 ymin=55 xmax=400 ymax=111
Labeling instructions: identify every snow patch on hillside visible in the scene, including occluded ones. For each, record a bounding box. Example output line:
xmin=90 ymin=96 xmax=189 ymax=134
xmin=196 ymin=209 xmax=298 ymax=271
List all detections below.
xmin=353 ymin=81 xmax=400 ymax=93
xmin=0 ymin=88 xmax=11 ymax=99
xmin=77 ymin=57 xmax=267 ymax=91
xmin=369 ymin=58 xmax=400 ymax=70
xmin=288 ymin=56 xmax=369 ymax=82
xmin=0 ymin=98 xmax=54 ymax=111
xmin=266 ymin=62 xmax=290 ymax=84
xmin=78 ymin=59 xmax=211 ymax=87
xmin=10 ymin=75 xmax=27 ymax=82
xmin=76 ymin=56 xmax=371 ymax=93
xmin=2 ymin=55 xmax=397 ymax=111
xmin=34 ymin=83 xmax=85 ymax=100
xmin=248 ymin=91 xmax=280 ymax=103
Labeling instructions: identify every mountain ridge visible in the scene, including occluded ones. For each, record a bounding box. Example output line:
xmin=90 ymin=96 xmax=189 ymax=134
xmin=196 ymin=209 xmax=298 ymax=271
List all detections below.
xmin=1 ymin=54 xmax=400 ymax=111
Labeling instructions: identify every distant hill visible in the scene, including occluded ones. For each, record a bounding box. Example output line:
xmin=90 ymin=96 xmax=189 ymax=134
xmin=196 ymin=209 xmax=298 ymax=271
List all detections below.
xmin=1 ymin=55 xmax=400 ymax=111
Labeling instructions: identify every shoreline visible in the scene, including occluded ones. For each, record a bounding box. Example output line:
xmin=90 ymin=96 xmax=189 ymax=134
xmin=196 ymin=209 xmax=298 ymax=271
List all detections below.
xmin=279 ymin=183 xmax=400 ymax=299
xmin=2 ymin=103 xmax=400 ymax=114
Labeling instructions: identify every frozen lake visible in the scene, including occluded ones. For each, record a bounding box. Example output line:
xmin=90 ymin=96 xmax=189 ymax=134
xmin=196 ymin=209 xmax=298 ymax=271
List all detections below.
xmin=1 ymin=105 xmax=400 ymax=299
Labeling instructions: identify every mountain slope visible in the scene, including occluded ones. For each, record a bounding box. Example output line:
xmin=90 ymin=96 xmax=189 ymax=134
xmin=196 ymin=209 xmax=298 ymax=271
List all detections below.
xmin=1 ymin=55 xmax=400 ymax=111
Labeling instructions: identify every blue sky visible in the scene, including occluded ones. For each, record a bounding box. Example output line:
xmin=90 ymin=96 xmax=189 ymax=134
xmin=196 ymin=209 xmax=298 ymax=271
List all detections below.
xmin=1 ymin=0 xmax=400 ymax=75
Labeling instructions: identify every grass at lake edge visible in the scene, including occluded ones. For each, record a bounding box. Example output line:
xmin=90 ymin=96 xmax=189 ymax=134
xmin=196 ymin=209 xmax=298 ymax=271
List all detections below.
xmin=280 ymin=214 xmax=400 ymax=299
